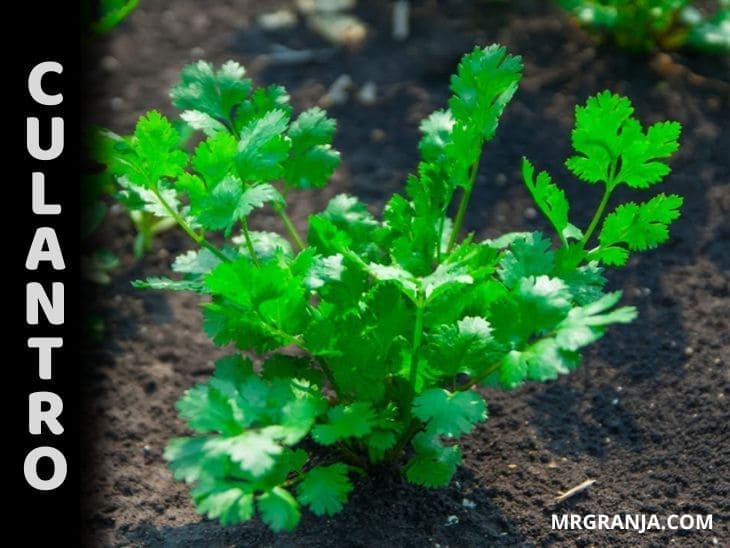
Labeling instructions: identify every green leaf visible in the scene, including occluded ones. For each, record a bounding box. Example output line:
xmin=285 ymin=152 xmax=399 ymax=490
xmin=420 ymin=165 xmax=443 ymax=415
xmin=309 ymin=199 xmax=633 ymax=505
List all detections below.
xmin=93 ymin=111 xmax=188 ymax=189
xmin=498 ymin=232 xmax=555 ymax=288
xmin=419 ymin=109 xmax=455 ymax=163
xmin=447 ymin=44 xmax=523 ymax=185
xmin=193 ymin=484 xmax=254 ymax=525
xmin=449 ymin=44 xmax=523 ymax=141
xmin=312 ymin=402 xmax=375 ymax=445
xmin=522 ymin=158 xmax=581 ymax=241
xmin=426 ymin=316 xmax=502 ymax=377
xmin=258 ymin=487 xmax=301 ymax=532
xmin=171 ymin=60 xmax=252 ymax=130
xmin=405 ymin=432 xmax=462 ymax=488
xmin=296 ymin=463 xmax=353 ymax=516
xmin=616 ymin=120 xmax=681 ymax=189
xmin=286 ymin=107 xmax=340 ymax=189
xmin=192 ymin=131 xmax=237 ymax=186
xmin=555 ymin=291 xmax=637 ymax=350
xmin=164 ymin=437 xmax=227 ymax=484
xmin=132 ymin=276 xmax=206 ymax=292
xmin=566 ymin=91 xmax=634 ymax=184
xmin=596 ymin=193 xmax=683 ymax=265
xmin=176 ymin=384 xmax=242 ymax=435
xmin=412 ymin=388 xmax=487 ymax=437
xmin=235 ymin=109 xmax=292 ymax=183
xmin=566 ymin=91 xmax=681 ymax=188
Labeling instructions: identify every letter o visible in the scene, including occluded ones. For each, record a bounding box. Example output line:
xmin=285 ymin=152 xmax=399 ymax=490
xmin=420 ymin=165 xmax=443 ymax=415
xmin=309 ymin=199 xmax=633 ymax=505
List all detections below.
xmin=23 ymin=446 xmax=67 ymax=491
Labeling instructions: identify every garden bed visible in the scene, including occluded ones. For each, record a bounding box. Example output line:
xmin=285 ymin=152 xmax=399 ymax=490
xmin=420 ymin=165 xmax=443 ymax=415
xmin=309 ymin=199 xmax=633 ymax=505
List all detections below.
xmin=81 ymin=0 xmax=729 ymax=545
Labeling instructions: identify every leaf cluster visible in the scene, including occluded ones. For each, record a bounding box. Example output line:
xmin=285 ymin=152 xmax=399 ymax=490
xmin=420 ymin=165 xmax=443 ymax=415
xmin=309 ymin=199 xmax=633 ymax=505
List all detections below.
xmin=93 ymin=46 xmax=683 ymax=532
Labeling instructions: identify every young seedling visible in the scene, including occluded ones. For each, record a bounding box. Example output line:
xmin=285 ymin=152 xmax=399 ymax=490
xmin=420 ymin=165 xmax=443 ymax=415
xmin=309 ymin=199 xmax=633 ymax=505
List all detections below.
xmin=93 ymin=45 xmax=683 ymax=532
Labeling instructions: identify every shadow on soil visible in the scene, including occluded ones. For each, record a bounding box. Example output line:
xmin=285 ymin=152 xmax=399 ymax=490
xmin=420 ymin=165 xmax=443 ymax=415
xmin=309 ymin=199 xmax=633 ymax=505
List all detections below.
xmin=123 ymin=468 xmax=527 ymax=547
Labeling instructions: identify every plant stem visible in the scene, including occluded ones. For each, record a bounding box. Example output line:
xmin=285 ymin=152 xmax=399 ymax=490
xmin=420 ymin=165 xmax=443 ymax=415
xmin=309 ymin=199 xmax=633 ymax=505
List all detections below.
xmin=456 ymin=360 xmax=502 ymax=391
xmin=337 ymin=441 xmax=368 ymax=470
xmin=580 ymin=185 xmax=612 ymax=250
xmin=387 ymin=418 xmax=423 ymax=463
xmin=408 ymin=300 xmax=425 ymax=388
xmin=275 ymin=204 xmax=306 ymax=251
xmin=447 ymin=159 xmax=481 ymax=252
xmin=152 ymin=187 xmax=230 ymax=263
xmin=241 ymin=218 xmax=260 ymax=266
xmin=316 ymin=358 xmax=344 ymax=401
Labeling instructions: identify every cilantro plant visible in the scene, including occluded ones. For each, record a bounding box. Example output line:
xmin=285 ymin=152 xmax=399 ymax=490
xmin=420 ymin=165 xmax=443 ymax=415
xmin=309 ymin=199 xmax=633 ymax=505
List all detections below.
xmin=557 ymin=0 xmax=729 ymax=53
xmin=93 ymin=46 xmax=683 ymax=531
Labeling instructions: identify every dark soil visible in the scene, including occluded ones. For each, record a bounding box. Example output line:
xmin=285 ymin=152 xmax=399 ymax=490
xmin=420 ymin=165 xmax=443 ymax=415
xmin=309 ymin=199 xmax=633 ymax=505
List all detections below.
xmin=81 ymin=0 xmax=730 ymax=546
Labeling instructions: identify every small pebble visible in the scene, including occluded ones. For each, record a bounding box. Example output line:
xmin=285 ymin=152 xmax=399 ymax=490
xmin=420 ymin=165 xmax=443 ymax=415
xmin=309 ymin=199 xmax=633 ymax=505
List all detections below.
xmin=190 ymin=47 xmax=205 ymax=58
xmin=611 ymin=398 xmax=619 ymax=405
xmin=507 ymin=463 xmax=517 ymax=469
xmin=357 ymin=81 xmax=377 ymax=105
xmin=258 ymin=9 xmax=298 ymax=31
xmin=445 ymin=515 xmax=459 ymax=526
xmin=713 ymin=357 xmax=721 ymax=365
xmin=524 ymin=207 xmax=538 ymax=220
xmin=100 ymin=55 xmax=119 ymax=72
xmin=370 ymin=128 xmax=386 ymax=142
xmin=462 ymin=498 xmax=476 ymax=509
xmin=321 ymin=74 xmax=352 ymax=106
xmin=110 ymin=97 xmax=124 ymax=111
xmin=683 ymin=346 xmax=694 ymax=356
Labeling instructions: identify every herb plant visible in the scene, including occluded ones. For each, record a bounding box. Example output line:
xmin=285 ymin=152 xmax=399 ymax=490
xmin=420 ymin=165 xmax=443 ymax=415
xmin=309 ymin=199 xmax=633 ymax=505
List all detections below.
xmin=557 ymin=0 xmax=729 ymax=53
xmin=93 ymin=45 xmax=683 ymax=531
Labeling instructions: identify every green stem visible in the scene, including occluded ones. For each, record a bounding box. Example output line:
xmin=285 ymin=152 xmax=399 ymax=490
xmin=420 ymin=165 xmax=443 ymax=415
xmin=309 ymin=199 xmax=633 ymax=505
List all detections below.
xmin=387 ymin=418 xmax=424 ymax=463
xmin=580 ymin=185 xmax=613 ymax=250
xmin=316 ymin=358 xmax=344 ymax=401
xmin=337 ymin=441 xmax=368 ymax=470
xmin=241 ymin=218 xmax=260 ymax=266
xmin=275 ymin=204 xmax=306 ymax=251
xmin=456 ymin=360 xmax=502 ymax=391
xmin=151 ymin=187 xmax=230 ymax=263
xmin=408 ymin=300 xmax=425 ymax=388
xmin=447 ymin=159 xmax=481 ymax=252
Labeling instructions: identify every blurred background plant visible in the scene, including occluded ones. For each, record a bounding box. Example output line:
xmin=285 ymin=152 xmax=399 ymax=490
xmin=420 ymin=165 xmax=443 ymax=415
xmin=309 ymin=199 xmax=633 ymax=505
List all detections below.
xmin=556 ymin=0 xmax=729 ymax=53
xmin=82 ymin=0 xmax=140 ymax=38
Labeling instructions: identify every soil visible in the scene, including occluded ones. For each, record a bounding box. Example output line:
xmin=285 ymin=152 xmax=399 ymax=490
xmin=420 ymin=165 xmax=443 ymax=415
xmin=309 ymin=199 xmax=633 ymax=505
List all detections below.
xmin=81 ymin=0 xmax=730 ymax=546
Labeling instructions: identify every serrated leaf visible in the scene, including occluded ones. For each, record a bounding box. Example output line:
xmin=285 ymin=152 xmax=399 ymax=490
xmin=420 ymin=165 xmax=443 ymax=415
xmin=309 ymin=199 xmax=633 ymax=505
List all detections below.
xmin=296 ymin=464 xmax=353 ymax=516
xmin=192 ymin=131 xmax=237 ymax=186
xmin=566 ymin=91 xmax=681 ymax=189
xmin=426 ymin=316 xmax=502 ymax=377
xmin=412 ymin=388 xmax=487 ymax=437
xmin=419 ymin=109 xmax=455 ymax=163
xmin=285 ymin=109 xmax=340 ymax=188
xmin=312 ymin=402 xmax=375 ymax=445
xmin=498 ymin=232 xmax=555 ymax=288
xmin=405 ymin=432 xmax=462 ymax=488
xmin=176 ymin=385 xmax=242 ymax=435
xmin=235 ymin=109 xmax=292 ymax=183
xmin=193 ymin=484 xmax=254 ymax=525
xmin=596 ymin=193 xmax=683 ymax=265
xmin=522 ymin=158 xmax=581 ymax=242
xmin=171 ymin=60 xmax=252 ymax=127
xmin=258 ymin=487 xmax=301 ymax=532
xmin=555 ymin=291 xmax=637 ymax=350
